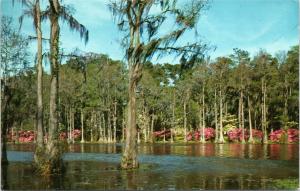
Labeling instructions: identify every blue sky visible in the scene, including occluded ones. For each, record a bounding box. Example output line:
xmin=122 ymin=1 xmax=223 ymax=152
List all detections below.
xmin=1 ymin=0 xmax=298 ymax=64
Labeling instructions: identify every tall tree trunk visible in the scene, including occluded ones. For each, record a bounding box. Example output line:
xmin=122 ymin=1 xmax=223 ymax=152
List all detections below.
xmin=35 ymin=0 xmax=44 ymax=152
xmin=198 ymin=104 xmax=202 ymax=141
xmin=263 ymin=81 xmax=268 ymax=144
xmin=113 ymin=101 xmax=117 ymax=143
xmin=225 ymin=102 xmax=228 ymax=117
xmin=241 ymin=90 xmax=245 ymax=143
xmin=108 ymin=109 xmax=112 ymax=143
xmin=218 ymin=89 xmax=225 ymax=143
xmin=254 ymin=109 xmax=257 ymax=130
xmin=71 ymin=110 xmax=75 ymax=144
xmin=46 ymin=0 xmax=61 ymax=174
xmin=122 ymin=117 xmax=125 ymax=143
xmin=80 ymin=109 xmax=85 ymax=143
xmin=184 ymin=99 xmax=187 ymax=142
xmin=284 ymin=77 xmax=288 ymax=126
xmin=137 ymin=131 xmax=140 ymax=143
xmin=248 ymin=96 xmax=254 ymax=143
xmin=238 ymin=95 xmax=241 ymax=129
xmin=171 ymin=90 xmax=175 ymax=143
xmin=67 ymin=107 xmax=70 ymax=143
xmin=163 ymin=126 xmax=166 ymax=143
xmin=16 ymin=122 xmax=20 ymax=144
xmin=214 ymin=89 xmax=218 ymax=143
xmin=64 ymin=107 xmax=68 ymax=141
xmin=90 ymin=111 xmax=94 ymax=142
xmin=98 ymin=112 xmax=102 ymax=142
xmin=201 ymin=86 xmax=206 ymax=143
xmin=121 ymin=75 xmax=139 ymax=169
xmin=150 ymin=113 xmax=155 ymax=143
xmin=102 ymin=113 xmax=107 ymax=143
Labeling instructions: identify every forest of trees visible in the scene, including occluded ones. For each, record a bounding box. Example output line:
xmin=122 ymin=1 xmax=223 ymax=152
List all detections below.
xmin=1 ymin=0 xmax=299 ymax=174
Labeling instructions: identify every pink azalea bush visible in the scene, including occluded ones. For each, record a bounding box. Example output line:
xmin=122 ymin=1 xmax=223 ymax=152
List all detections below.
xmin=287 ymin=128 xmax=299 ymax=143
xmin=7 ymin=128 xmax=82 ymax=143
xmin=19 ymin=130 xmax=35 ymax=143
xmin=71 ymin=129 xmax=81 ymax=140
xmin=186 ymin=132 xmax=193 ymax=141
xmin=227 ymin=128 xmax=263 ymax=142
xmin=269 ymin=129 xmax=286 ymax=143
xmin=269 ymin=129 xmax=299 ymax=143
xmin=59 ymin=132 xmax=68 ymax=141
xmin=251 ymin=129 xmax=264 ymax=142
xmin=153 ymin=129 xmax=171 ymax=139
xmin=227 ymin=128 xmax=247 ymax=142
xmin=187 ymin=128 xmax=215 ymax=141
xmin=7 ymin=130 xmax=35 ymax=143
xmin=59 ymin=129 xmax=82 ymax=141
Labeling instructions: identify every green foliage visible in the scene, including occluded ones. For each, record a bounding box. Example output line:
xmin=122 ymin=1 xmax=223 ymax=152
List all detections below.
xmin=223 ymin=114 xmax=238 ymax=133
xmin=272 ymin=178 xmax=299 ymax=189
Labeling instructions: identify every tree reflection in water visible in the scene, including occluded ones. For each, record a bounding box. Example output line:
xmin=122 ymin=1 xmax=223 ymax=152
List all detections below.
xmin=3 ymin=143 xmax=299 ymax=189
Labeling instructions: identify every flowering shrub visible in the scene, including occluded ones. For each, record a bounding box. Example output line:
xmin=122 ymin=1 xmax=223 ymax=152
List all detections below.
xmin=187 ymin=128 xmax=215 ymax=141
xmin=227 ymin=128 xmax=250 ymax=142
xmin=71 ymin=129 xmax=81 ymax=140
xmin=7 ymin=130 xmax=35 ymax=143
xmin=19 ymin=130 xmax=35 ymax=142
xmin=269 ymin=129 xmax=286 ymax=143
xmin=59 ymin=132 xmax=68 ymax=141
xmin=59 ymin=129 xmax=82 ymax=141
xmin=186 ymin=132 xmax=193 ymax=141
xmin=153 ymin=129 xmax=171 ymax=138
xmin=269 ymin=129 xmax=299 ymax=143
xmin=287 ymin=129 xmax=299 ymax=143
xmin=251 ymin=129 xmax=263 ymax=142
xmin=194 ymin=131 xmax=200 ymax=140
xmin=7 ymin=128 xmax=83 ymax=143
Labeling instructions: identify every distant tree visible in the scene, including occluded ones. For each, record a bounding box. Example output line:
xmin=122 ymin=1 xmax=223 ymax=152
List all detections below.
xmin=211 ymin=57 xmax=232 ymax=143
xmin=230 ymin=48 xmax=251 ymax=143
xmin=1 ymin=16 xmax=30 ymax=168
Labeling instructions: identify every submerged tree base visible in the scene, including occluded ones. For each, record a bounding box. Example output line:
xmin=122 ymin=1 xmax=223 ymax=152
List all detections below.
xmin=33 ymin=144 xmax=64 ymax=176
xmin=121 ymin=155 xmax=139 ymax=170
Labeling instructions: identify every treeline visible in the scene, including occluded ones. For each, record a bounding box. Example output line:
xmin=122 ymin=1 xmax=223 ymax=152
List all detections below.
xmin=4 ymin=41 xmax=298 ymax=144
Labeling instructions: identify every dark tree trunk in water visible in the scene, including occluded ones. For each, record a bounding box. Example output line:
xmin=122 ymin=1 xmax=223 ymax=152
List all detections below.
xmin=121 ymin=76 xmax=139 ymax=169
xmin=45 ymin=0 xmax=62 ymax=174
xmin=34 ymin=0 xmax=45 ymax=166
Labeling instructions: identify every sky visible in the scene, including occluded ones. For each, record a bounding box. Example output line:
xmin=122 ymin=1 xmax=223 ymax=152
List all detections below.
xmin=1 ymin=0 xmax=299 ymax=64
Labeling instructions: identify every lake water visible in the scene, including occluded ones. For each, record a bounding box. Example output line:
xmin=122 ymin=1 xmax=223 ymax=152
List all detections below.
xmin=3 ymin=143 xmax=299 ymax=190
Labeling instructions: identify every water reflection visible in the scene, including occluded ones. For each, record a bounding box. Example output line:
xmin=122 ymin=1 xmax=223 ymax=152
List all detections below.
xmin=4 ymin=143 xmax=299 ymax=189
xmin=5 ymin=158 xmax=299 ymax=190
xmin=6 ymin=143 xmax=299 ymax=161
xmin=1 ymin=163 xmax=9 ymax=190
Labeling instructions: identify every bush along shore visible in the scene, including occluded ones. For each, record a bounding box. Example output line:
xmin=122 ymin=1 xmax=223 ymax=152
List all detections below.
xmin=6 ymin=127 xmax=299 ymax=144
